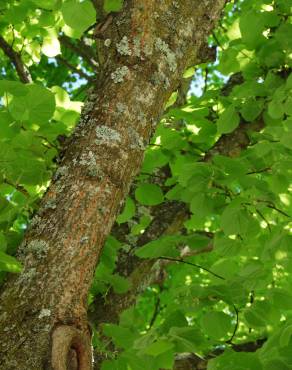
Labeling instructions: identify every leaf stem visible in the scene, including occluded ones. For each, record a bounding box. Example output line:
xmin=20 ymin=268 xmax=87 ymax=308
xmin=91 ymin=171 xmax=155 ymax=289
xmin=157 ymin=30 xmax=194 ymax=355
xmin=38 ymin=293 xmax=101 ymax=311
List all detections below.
xmin=158 ymin=256 xmax=225 ymax=280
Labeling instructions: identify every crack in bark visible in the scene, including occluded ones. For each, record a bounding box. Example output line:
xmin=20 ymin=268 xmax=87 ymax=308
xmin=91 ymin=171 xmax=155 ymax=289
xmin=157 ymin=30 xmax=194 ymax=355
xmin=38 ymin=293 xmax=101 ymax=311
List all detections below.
xmin=51 ymin=326 xmax=92 ymax=370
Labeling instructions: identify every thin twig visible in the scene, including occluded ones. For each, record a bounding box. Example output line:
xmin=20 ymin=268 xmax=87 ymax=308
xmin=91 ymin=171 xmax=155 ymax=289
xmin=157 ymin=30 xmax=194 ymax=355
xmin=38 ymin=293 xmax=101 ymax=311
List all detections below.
xmin=247 ymin=167 xmax=271 ymax=175
xmin=256 ymin=209 xmax=271 ymax=232
xmin=158 ymin=256 xmax=225 ymax=280
xmin=140 ymin=172 xmax=166 ymax=179
xmin=227 ymin=305 xmax=239 ymax=344
xmin=212 ymin=31 xmax=225 ymax=50
xmin=246 ymin=199 xmax=290 ymax=218
xmin=266 ymin=205 xmax=290 ymax=218
xmin=0 ymin=36 xmax=32 ymax=83
xmin=3 ymin=179 xmax=30 ymax=197
xmin=256 ymin=199 xmax=290 ymax=218
xmin=56 ymin=56 xmax=95 ymax=82
xmin=148 ymin=297 xmax=161 ymax=329
xmin=72 ymin=83 xmax=89 ymax=100
xmin=203 ymin=68 xmax=209 ymax=94
xmin=58 ymin=35 xmax=99 ymax=70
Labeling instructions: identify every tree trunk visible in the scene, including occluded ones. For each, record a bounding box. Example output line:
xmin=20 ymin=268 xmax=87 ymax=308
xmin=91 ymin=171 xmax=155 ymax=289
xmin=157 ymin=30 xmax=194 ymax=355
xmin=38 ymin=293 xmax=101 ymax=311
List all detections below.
xmin=0 ymin=1 xmax=225 ymax=369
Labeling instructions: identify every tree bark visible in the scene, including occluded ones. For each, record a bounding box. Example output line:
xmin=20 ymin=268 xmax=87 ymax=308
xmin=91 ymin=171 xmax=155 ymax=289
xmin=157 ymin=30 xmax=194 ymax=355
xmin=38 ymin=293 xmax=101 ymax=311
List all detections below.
xmin=0 ymin=1 xmax=225 ymax=369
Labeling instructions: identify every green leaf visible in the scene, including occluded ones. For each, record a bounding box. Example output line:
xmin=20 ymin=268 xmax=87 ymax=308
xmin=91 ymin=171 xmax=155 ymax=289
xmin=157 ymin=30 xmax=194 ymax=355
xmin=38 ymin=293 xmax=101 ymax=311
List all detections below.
xmin=160 ymin=129 xmax=184 ymax=151
xmin=210 ymin=258 xmax=238 ymax=280
xmin=101 ymin=358 xmax=127 ymax=370
xmin=190 ymin=193 xmax=213 ymax=218
xmin=131 ymin=215 xmax=151 ymax=235
xmin=160 ymin=311 xmax=188 ymax=333
xmin=184 ymin=234 xmax=210 ymax=249
xmin=239 ymin=10 xmax=265 ymax=49
xmin=275 ymin=23 xmax=292 ymax=50
xmin=218 ymin=48 xmax=240 ymax=75
xmin=104 ymin=0 xmax=124 ymax=12
xmin=279 ymin=324 xmax=292 ymax=347
xmin=0 ymin=251 xmax=22 ymax=273
xmin=178 ymin=163 xmax=211 ymax=189
xmin=142 ymin=148 xmax=168 ymax=173
xmin=240 ymin=99 xmax=263 ymax=122
xmin=244 ymin=301 xmax=279 ymax=328
xmin=0 ymin=80 xmax=27 ymax=96
xmin=286 ymin=73 xmax=292 ymax=89
xmin=213 ymin=155 xmax=248 ymax=178
xmin=283 ymin=97 xmax=292 ymax=116
xmin=221 ymin=202 xmax=250 ymax=236
xmin=276 ymin=0 xmax=292 ymax=13
xmin=214 ymin=234 xmax=242 ymax=257
xmin=263 ymin=359 xmax=290 ymax=370
xmin=31 ymin=0 xmax=60 ymax=10
xmin=169 ymin=327 xmax=205 ymax=352
xmin=103 ymin=324 xmax=135 ymax=349
xmin=9 ymin=84 xmax=56 ymax=125
xmin=0 ymin=233 xmax=7 ymax=252
xmin=268 ymin=99 xmax=284 ymax=119
xmin=217 ymin=106 xmax=240 ymax=134
xmin=272 ymin=289 xmax=292 ymax=310
xmin=259 ymin=39 xmax=285 ymax=68
xmin=135 ymin=183 xmax=164 ymax=206
xmin=107 ymin=274 xmax=130 ymax=294
xmin=208 ymin=351 xmax=263 ymax=370
xmin=135 ymin=236 xmax=181 ymax=259
xmin=4 ymin=3 xmax=30 ymax=24
xmin=117 ymin=197 xmax=135 ymax=224
xmin=200 ymin=312 xmax=232 ymax=340
xmin=155 ymin=349 xmax=175 ymax=370
xmin=6 ymin=153 xmax=47 ymax=185
xmin=144 ymin=340 xmax=174 ymax=356
xmin=0 ymin=111 xmax=19 ymax=140
xmin=61 ymin=0 xmax=96 ymax=33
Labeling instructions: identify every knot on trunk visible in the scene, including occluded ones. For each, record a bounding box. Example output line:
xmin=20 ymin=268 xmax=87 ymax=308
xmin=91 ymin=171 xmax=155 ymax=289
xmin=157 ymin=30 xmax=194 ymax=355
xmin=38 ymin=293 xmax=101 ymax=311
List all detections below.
xmin=51 ymin=325 xmax=92 ymax=370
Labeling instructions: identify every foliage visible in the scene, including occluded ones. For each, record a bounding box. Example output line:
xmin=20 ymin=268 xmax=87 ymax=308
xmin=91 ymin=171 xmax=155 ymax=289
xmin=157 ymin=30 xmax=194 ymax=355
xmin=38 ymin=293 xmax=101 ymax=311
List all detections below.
xmin=1 ymin=0 xmax=292 ymax=369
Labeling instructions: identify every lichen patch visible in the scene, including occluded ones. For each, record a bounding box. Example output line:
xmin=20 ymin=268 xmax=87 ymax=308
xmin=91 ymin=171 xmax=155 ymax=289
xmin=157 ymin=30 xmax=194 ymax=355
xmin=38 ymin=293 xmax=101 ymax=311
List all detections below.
xmin=26 ymin=240 xmax=49 ymax=259
xmin=38 ymin=309 xmax=51 ymax=319
xmin=111 ymin=66 xmax=129 ymax=83
xmin=155 ymin=38 xmax=177 ymax=72
xmin=95 ymin=125 xmax=122 ymax=147
xmin=116 ymin=36 xmax=132 ymax=56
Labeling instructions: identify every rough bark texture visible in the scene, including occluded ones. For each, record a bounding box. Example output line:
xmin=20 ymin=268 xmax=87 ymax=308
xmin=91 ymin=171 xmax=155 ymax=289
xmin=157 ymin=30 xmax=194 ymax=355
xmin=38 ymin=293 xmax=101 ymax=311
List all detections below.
xmin=0 ymin=1 xmax=225 ymax=369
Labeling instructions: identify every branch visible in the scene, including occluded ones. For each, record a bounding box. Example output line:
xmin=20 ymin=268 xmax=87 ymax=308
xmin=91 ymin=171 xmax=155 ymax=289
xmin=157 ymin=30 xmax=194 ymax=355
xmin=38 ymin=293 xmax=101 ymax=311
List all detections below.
xmin=56 ymin=55 xmax=95 ymax=82
xmin=0 ymin=36 xmax=32 ymax=83
xmin=173 ymin=338 xmax=266 ymax=370
xmin=148 ymin=296 xmax=161 ymax=329
xmin=266 ymin=204 xmax=290 ymax=218
xmin=226 ymin=305 xmax=240 ymax=344
xmin=158 ymin=256 xmax=225 ymax=280
xmin=58 ymin=35 xmax=99 ymax=70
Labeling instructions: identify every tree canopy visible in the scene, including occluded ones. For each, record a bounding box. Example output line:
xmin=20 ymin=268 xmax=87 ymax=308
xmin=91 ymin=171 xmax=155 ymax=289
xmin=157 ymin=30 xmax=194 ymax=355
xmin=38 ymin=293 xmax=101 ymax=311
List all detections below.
xmin=0 ymin=0 xmax=292 ymax=369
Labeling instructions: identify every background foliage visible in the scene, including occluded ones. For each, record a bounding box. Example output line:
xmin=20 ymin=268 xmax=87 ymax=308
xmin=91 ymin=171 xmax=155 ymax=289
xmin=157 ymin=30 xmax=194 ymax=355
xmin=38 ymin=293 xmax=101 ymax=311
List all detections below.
xmin=1 ymin=0 xmax=292 ymax=369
